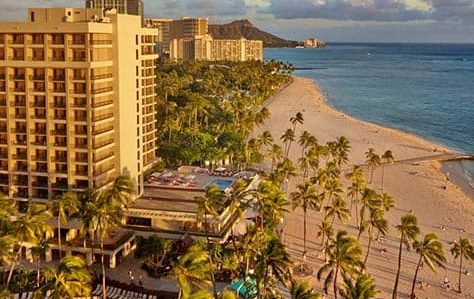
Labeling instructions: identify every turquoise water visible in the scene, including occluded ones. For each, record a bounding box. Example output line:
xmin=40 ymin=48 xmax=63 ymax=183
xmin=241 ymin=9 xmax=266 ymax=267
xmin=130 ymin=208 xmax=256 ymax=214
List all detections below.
xmin=265 ymin=44 xmax=474 ymax=194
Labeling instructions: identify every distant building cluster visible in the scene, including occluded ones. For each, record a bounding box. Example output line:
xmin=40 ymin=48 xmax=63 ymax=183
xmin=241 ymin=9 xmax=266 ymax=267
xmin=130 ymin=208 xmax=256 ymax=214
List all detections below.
xmin=304 ymin=38 xmax=326 ymax=48
xmin=145 ymin=18 xmax=264 ymax=62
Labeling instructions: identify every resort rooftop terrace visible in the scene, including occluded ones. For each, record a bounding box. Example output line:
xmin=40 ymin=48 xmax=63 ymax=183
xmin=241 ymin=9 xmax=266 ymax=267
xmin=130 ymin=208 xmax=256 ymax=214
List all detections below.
xmin=133 ymin=168 xmax=257 ymax=214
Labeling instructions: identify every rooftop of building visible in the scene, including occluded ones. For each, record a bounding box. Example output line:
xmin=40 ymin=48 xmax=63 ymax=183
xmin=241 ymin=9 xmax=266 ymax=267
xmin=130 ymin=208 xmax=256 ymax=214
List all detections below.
xmin=133 ymin=168 xmax=256 ymax=214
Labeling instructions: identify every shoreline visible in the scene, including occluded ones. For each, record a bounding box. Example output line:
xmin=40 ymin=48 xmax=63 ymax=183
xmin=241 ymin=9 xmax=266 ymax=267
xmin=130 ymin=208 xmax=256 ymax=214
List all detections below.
xmin=308 ymin=77 xmax=473 ymax=200
xmin=257 ymin=76 xmax=474 ymax=298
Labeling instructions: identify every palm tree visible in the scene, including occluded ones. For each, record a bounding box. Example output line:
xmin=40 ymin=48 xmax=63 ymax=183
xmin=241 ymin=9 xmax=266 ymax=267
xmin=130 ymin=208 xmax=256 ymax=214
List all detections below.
xmin=365 ymin=148 xmax=381 ymax=185
xmin=298 ymin=131 xmax=317 ymax=159
xmin=0 ymin=235 xmax=15 ymax=285
xmin=324 ymin=196 xmax=350 ymax=226
xmin=363 ymin=207 xmax=388 ymax=266
xmin=339 ymin=273 xmax=378 ymax=299
xmin=7 ymin=204 xmax=52 ymax=286
xmin=357 ymin=188 xmax=378 ymax=240
xmin=290 ymin=280 xmax=322 ymax=299
xmin=450 ymin=237 xmax=474 ymax=293
xmin=316 ymin=219 xmax=334 ymax=262
xmin=410 ymin=233 xmax=446 ymax=298
xmin=196 ymin=185 xmax=225 ymax=297
xmin=100 ymin=176 xmax=135 ymax=298
xmin=31 ymin=237 xmax=49 ymax=287
xmin=281 ymin=129 xmax=296 ymax=159
xmin=392 ymin=214 xmax=420 ymax=299
xmin=255 ymin=237 xmax=292 ymax=297
xmin=290 ymin=112 xmax=304 ymax=133
xmin=381 ymin=150 xmax=394 ymax=190
xmin=49 ymin=192 xmax=79 ymax=258
xmin=346 ymin=167 xmax=366 ymax=227
xmin=379 ymin=192 xmax=395 ymax=213
xmin=267 ymin=144 xmax=283 ymax=172
xmin=41 ymin=255 xmax=92 ymax=299
xmin=173 ymin=244 xmax=212 ymax=299
xmin=317 ymin=231 xmax=363 ymax=299
xmin=333 ymin=136 xmax=351 ymax=169
xmin=291 ymin=182 xmax=320 ymax=265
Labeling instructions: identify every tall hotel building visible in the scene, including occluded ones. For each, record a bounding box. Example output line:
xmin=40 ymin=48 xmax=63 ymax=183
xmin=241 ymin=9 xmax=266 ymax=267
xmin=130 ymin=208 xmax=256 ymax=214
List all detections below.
xmin=0 ymin=7 xmax=158 ymax=207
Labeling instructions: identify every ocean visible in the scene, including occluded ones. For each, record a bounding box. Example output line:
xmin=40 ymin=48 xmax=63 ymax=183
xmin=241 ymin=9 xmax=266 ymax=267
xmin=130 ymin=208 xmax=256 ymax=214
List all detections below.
xmin=265 ymin=43 xmax=474 ymax=197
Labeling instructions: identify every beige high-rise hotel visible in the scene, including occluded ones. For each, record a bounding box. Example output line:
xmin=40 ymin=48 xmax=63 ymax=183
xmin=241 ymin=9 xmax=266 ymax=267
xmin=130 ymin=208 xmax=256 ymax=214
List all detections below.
xmin=0 ymin=7 xmax=158 ymax=208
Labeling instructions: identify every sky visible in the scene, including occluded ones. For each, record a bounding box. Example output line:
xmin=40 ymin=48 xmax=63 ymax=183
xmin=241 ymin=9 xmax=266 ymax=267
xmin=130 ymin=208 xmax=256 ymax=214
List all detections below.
xmin=0 ymin=0 xmax=473 ymax=43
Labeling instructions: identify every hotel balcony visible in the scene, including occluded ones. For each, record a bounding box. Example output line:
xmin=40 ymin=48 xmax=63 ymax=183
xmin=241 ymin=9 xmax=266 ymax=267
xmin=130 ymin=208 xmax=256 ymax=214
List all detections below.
xmin=0 ymin=161 xmax=8 ymax=171
xmin=93 ymin=151 xmax=114 ymax=163
xmin=30 ymin=128 xmax=46 ymax=135
xmin=92 ymin=98 xmax=113 ymax=108
xmin=32 ymin=154 xmax=47 ymax=162
xmin=91 ymin=74 xmax=113 ymax=80
xmin=92 ymin=112 xmax=113 ymax=122
xmin=31 ymin=111 xmax=46 ymax=119
xmin=92 ymin=125 xmax=113 ymax=136
xmin=52 ymin=155 xmax=67 ymax=163
xmin=72 ymin=180 xmax=89 ymax=189
xmin=55 ymin=166 xmax=68 ymax=174
xmin=91 ymin=87 xmax=113 ymax=95
xmin=32 ymin=163 xmax=48 ymax=172
xmin=12 ymin=153 xmax=27 ymax=160
xmin=93 ymin=138 xmax=113 ymax=150
xmin=13 ymin=163 xmax=28 ymax=172
xmin=32 ymin=190 xmax=49 ymax=200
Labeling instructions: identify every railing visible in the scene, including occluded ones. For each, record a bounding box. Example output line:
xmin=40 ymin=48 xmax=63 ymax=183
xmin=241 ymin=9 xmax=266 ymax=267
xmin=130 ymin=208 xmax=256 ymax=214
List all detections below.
xmin=92 ymin=99 xmax=113 ymax=108
xmin=52 ymin=156 xmax=67 ymax=162
xmin=92 ymin=113 xmax=113 ymax=122
xmin=94 ymin=151 xmax=114 ymax=163
xmin=93 ymin=126 xmax=113 ymax=135
xmin=93 ymin=139 xmax=113 ymax=149
xmin=51 ymin=130 xmax=67 ymax=136
xmin=91 ymin=87 xmax=113 ymax=95
xmin=91 ymin=74 xmax=113 ymax=80
xmin=90 ymin=40 xmax=112 ymax=45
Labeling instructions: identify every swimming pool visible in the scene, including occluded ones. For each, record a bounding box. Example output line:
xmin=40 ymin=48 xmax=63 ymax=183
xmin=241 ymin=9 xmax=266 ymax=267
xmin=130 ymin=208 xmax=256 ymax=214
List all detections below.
xmin=206 ymin=179 xmax=234 ymax=191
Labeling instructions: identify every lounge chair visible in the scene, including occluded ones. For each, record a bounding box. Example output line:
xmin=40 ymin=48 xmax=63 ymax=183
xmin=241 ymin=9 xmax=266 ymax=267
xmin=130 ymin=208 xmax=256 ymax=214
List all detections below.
xmin=92 ymin=284 xmax=102 ymax=295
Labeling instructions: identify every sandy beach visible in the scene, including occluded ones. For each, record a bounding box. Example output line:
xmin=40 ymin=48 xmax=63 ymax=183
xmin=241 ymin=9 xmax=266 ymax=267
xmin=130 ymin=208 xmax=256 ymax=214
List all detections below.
xmin=258 ymin=77 xmax=474 ymax=298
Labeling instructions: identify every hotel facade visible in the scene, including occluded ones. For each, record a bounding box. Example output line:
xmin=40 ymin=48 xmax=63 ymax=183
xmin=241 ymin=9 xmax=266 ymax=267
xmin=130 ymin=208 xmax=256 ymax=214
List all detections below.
xmin=0 ymin=7 xmax=158 ymax=207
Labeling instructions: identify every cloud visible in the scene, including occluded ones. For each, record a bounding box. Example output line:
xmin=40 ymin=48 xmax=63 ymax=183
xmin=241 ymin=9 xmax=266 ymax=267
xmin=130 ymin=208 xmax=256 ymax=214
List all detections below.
xmin=261 ymin=0 xmax=474 ymax=23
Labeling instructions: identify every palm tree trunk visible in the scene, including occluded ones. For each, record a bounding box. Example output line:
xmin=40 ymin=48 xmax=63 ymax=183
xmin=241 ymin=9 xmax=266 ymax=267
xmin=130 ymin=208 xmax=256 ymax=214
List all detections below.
xmin=205 ymin=211 xmax=218 ymax=297
xmin=333 ymin=265 xmax=339 ymax=299
xmin=6 ymin=246 xmax=23 ymax=287
xmin=392 ymin=237 xmax=404 ymax=299
xmin=381 ymin=165 xmax=385 ymax=190
xmin=363 ymin=235 xmax=372 ymax=267
xmin=36 ymin=258 xmax=40 ymax=288
xmin=58 ymin=215 xmax=62 ymax=259
xmin=302 ymin=208 xmax=307 ymax=266
xmin=458 ymin=254 xmax=463 ymax=293
xmin=101 ymin=234 xmax=106 ymax=299
xmin=410 ymin=254 xmax=423 ymax=298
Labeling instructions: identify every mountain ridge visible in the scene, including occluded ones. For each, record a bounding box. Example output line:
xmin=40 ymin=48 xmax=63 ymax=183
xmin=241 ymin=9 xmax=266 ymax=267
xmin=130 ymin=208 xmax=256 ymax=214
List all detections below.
xmin=208 ymin=19 xmax=299 ymax=48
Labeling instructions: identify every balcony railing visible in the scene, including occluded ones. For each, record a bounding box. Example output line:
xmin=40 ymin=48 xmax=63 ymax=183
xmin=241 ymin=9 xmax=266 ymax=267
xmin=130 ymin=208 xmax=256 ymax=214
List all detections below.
xmin=90 ymin=40 xmax=112 ymax=45
xmin=91 ymin=87 xmax=113 ymax=95
xmin=92 ymin=113 xmax=113 ymax=122
xmin=91 ymin=74 xmax=113 ymax=80
xmin=93 ymin=126 xmax=113 ymax=135
xmin=94 ymin=151 xmax=114 ymax=163
xmin=93 ymin=139 xmax=113 ymax=149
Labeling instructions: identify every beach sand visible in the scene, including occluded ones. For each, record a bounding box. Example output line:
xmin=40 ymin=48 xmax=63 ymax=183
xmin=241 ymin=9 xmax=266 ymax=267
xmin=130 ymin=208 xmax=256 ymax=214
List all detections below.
xmin=257 ymin=77 xmax=474 ymax=298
